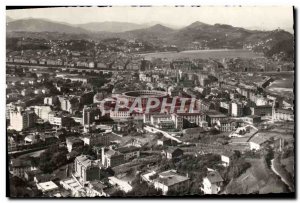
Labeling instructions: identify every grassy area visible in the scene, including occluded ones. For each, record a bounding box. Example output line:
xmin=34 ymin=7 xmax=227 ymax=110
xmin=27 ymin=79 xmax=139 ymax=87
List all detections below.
xmin=225 ymin=158 xmax=288 ymax=194
xmin=281 ymin=156 xmax=294 ymax=177
xmin=273 ymin=156 xmax=294 ymax=191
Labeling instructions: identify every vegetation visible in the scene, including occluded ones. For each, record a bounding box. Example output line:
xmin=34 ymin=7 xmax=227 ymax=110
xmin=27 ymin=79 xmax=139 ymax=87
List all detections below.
xmin=226 ymin=160 xmax=251 ymax=179
xmin=127 ymin=180 xmax=162 ymax=197
xmin=9 ymin=176 xmax=42 ymax=197
xmin=38 ymin=145 xmax=68 ymax=173
xmin=265 ymin=148 xmax=274 ymax=168
xmin=7 ymin=38 xmax=50 ymax=51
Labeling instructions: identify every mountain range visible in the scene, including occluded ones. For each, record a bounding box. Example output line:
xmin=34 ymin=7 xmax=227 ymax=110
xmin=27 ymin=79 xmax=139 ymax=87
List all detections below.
xmin=6 ymin=18 xmax=294 ymax=60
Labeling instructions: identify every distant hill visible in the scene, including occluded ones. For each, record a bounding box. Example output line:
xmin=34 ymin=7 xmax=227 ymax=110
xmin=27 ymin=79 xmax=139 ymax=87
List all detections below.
xmin=6 ymin=18 xmax=89 ymax=34
xmin=6 ymin=16 xmax=14 ymax=23
xmin=76 ymin=21 xmax=148 ymax=33
xmin=170 ymin=22 xmax=257 ymax=48
xmin=6 ymin=19 xmax=294 ymax=60
xmin=115 ymin=24 xmax=176 ymax=44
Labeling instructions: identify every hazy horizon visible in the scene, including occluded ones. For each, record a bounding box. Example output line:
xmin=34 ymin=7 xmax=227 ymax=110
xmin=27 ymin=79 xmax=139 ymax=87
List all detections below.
xmin=6 ymin=6 xmax=294 ymax=33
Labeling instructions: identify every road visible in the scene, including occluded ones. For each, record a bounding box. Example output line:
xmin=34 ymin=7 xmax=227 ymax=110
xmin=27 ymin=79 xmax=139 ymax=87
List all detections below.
xmin=144 ymin=126 xmax=182 ymax=143
xmin=271 ymin=158 xmax=293 ymax=192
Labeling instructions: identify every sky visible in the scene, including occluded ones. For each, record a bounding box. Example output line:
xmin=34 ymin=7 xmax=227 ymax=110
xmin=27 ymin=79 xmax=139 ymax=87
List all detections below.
xmin=6 ymin=6 xmax=294 ymax=32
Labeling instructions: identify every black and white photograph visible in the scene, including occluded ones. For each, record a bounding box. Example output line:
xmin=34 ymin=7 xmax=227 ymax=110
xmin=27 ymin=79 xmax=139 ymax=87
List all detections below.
xmin=5 ymin=6 xmax=295 ymax=198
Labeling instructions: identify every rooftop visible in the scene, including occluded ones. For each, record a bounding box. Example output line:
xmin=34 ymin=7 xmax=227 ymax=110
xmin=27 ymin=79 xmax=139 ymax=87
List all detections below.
xmin=75 ymin=155 xmax=99 ymax=168
xmin=37 ymin=181 xmax=59 ymax=192
xmin=156 ymin=170 xmax=189 ymax=186
xmin=117 ymin=146 xmax=140 ymax=154
xmin=89 ymin=180 xmax=106 ymax=192
xmin=249 ymin=133 xmax=269 ymax=145
xmin=206 ymin=171 xmax=224 ymax=184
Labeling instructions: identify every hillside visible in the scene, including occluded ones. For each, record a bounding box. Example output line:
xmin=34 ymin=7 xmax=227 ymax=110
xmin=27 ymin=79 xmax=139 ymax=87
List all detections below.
xmin=6 ymin=19 xmax=294 ymax=60
xmin=6 ymin=18 xmax=88 ymax=34
xmin=115 ymin=24 xmax=175 ymax=42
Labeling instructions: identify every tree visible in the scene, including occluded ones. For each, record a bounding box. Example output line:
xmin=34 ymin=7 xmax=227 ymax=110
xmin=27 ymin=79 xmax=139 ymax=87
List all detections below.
xmin=82 ymin=145 xmax=96 ymax=157
xmin=126 ymin=181 xmax=162 ymax=197
xmin=110 ymin=190 xmax=126 ymax=197
xmin=38 ymin=146 xmax=68 ymax=173
xmin=233 ymin=150 xmax=241 ymax=160
xmin=227 ymin=160 xmax=251 ymax=179
xmin=166 ymin=188 xmax=187 ymax=196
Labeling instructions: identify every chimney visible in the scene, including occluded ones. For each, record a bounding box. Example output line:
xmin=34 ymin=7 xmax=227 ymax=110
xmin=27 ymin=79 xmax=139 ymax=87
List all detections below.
xmin=101 ymin=147 xmax=105 ymax=166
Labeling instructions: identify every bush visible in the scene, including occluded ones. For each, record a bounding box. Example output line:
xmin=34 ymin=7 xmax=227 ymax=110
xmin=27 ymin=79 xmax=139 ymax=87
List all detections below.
xmin=227 ymin=160 xmax=251 ymax=179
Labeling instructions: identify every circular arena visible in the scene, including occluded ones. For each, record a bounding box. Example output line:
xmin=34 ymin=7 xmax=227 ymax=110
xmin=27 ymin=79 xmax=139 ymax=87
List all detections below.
xmin=121 ymin=90 xmax=169 ymax=108
xmin=122 ymin=90 xmax=168 ymax=99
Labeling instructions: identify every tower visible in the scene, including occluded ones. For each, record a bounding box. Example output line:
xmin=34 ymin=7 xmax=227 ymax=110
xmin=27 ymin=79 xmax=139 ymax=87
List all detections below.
xmin=272 ymin=99 xmax=276 ymax=121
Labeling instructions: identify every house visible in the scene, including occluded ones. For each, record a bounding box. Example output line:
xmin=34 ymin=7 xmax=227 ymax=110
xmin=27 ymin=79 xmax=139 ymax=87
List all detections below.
xmin=40 ymin=134 xmax=59 ymax=145
xmin=124 ymin=138 xmax=147 ymax=148
xmin=221 ymin=151 xmax=235 ymax=167
xmin=10 ymin=159 xmax=37 ymax=178
xmin=249 ymin=134 xmax=269 ymax=151
xmin=117 ymin=146 xmax=140 ymax=160
xmin=153 ymin=170 xmax=189 ymax=195
xmin=274 ymin=108 xmax=294 ymax=121
xmin=157 ymin=137 xmax=173 ymax=146
xmin=24 ymin=169 xmax=42 ymax=182
xmin=81 ymin=133 xmax=110 ymax=146
xmin=199 ymin=120 xmax=208 ymax=128
xmin=141 ymin=171 xmax=157 ymax=184
xmin=66 ymin=137 xmax=84 ymax=152
xmin=217 ymin=119 xmax=237 ymax=132
xmin=206 ymin=112 xmax=228 ymax=127
xmin=34 ymin=174 xmax=54 ymax=184
xmin=24 ymin=133 xmax=40 ymax=144
xmin=201 ymin=170 xmax=224 ymax=194
xmin=108 ymin=176 xmax=133 ymax=193
xmin=250 ymin=105 xmax=272 ymax=117
xmin=86 ymin=180 xmax=108 ymax=197
xmin=229 ymin=125 xmax=258 ymax=138
xmin=243 ymin=115 xmax=262 ymax=124
xmin=60 ymin=177 xmax=84 ymax=197
xmin=163 ymin=148 xmax=184 ymax=160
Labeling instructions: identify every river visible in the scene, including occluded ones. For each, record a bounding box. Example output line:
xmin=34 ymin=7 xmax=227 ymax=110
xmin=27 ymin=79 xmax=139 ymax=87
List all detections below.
xmin=139 ymin=49 xmax=264 ymax=60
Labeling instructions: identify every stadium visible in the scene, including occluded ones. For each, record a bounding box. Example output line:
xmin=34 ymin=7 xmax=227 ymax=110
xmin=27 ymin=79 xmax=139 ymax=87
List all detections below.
xmin=121 ymin=90 xmax=169 ymax=111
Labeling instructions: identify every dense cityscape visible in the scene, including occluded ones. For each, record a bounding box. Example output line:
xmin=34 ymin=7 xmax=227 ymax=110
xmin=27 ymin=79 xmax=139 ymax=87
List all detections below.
xmin=6 ymin=7 xmax=295 ymax=198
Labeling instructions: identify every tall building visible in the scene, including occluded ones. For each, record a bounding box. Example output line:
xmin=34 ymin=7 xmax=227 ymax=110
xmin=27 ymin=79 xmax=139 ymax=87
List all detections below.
xmin=58 ymin=96 xmax=72 ymax=112
xmin=83 ymin=105 xmax=96 ymax=126
xmin=9 ymin=107 xmax=35 ymax=131
xmin=74 ymin=155 xmax=101 ymax=184
xmin=33 ymin=105 xmax=52 ymax=122
xmin=44 ymin=96 xmax=58 ymax=106
xmin=6 ymin=102 xmax=26 ymax=119
xmin=81 ymin=133 xmax=110 ymax=146
xmin=231 ymin=102 xmax=244 ymax=117
xmin=101 ymin=147 xmax=125 ymax=168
